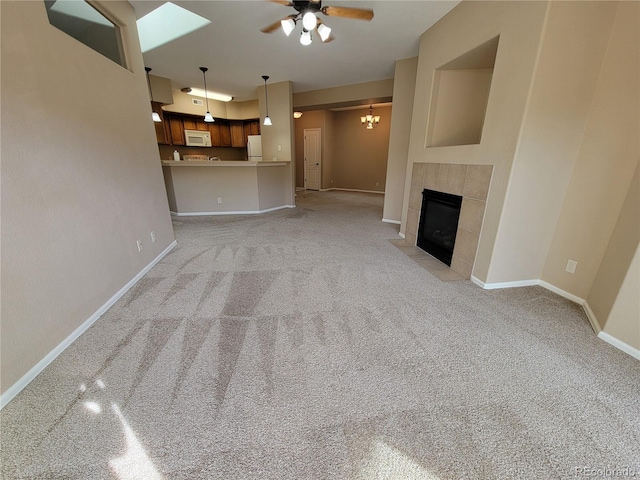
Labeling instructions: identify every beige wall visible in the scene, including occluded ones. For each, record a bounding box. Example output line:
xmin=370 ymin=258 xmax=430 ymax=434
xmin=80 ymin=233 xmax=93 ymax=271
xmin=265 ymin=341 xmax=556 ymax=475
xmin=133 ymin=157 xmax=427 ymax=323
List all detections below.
xmin=332 ymin=106 xmax=392 ymax=192
xmin=587 ymin=164 xmax=639 ymax=349
xmin=403 ymin=1 xmax=550 ymax=281
xmin=257 ymin=166 xmax=293 ymax=211
xmin=383 ymin=57 xmax=418 ymax=223
xmin=539 ymin=1 xmax=639 ymax=298
xmin=1 ymin=1 xmax=175 ymax=394
xmin=489 ymin=1 xmax=622 ymax=285
xmin=258 ymin=80 xmax=295 ymax=205
xmin=161 ymin=88 xmax=259 ymax=120
xmin=293 ymin=79 xmax=393 ymax=110
xmin=163 ymin=165 xmax=259 ymax=213
xmin=294 ymin=110 xmax=328 ymax=188
xmin=427 ymin=69 xmax=493 ymax=147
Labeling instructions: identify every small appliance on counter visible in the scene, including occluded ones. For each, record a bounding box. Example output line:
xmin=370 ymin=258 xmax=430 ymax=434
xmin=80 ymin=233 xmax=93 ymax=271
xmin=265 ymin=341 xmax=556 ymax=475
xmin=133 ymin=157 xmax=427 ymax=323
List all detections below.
xmin=182 ymin=155 xmax=209 ymax=162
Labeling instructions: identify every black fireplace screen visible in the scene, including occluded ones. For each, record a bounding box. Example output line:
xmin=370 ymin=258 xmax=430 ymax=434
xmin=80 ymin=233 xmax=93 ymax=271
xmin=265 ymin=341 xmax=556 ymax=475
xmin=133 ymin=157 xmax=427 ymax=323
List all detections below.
xmin=417 ymin=189 xmax=463 ymax=266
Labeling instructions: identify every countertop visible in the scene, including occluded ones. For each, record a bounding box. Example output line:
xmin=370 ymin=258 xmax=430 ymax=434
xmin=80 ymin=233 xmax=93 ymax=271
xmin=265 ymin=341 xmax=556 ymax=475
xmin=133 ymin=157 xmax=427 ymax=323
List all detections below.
xmin=161 ymin=160 xmax=288 ymax=167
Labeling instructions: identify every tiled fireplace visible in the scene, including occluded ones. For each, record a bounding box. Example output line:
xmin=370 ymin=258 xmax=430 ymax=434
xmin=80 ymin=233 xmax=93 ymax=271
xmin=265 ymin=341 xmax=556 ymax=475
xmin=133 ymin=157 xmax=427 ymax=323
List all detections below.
xmin=406 ymin=163 xmax=493 ymax=279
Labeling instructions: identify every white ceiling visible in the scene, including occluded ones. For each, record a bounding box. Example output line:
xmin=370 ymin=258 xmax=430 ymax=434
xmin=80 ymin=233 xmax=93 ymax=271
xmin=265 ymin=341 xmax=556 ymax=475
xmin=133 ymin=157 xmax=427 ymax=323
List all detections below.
xmin=130 ymin=1 xmax=460 ymax=103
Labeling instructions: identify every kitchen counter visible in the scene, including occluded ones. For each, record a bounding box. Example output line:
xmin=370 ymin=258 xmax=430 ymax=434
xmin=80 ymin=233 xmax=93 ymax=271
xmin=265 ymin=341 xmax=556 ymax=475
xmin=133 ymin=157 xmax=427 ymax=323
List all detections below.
xmin=162 ymin=160 xmax=294 ymax=215
xmin=161 ymin=160 xmax=289 ymax=167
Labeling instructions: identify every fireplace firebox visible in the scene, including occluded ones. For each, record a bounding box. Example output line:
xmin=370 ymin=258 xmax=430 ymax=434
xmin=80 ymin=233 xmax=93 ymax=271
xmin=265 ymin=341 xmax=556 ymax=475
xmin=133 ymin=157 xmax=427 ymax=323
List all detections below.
xmin=417 ymin=189 xmax=463 ymax=266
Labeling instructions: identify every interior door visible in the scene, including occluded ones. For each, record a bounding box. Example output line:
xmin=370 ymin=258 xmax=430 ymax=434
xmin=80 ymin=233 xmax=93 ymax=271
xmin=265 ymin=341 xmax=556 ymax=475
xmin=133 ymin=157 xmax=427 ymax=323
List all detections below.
xmin=304 ymin=128 xmax=321 ymax=190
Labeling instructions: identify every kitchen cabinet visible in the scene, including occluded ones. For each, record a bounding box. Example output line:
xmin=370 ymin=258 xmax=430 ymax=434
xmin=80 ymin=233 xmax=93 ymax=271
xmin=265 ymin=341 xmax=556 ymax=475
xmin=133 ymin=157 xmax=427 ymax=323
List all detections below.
xmin=244 ymin=120 xmax=260 ymax=144
xmin=158 ymin=112 xmax=259 ymax=148
xmin=168 ymin=116 xmax=185 ymax=145
xmin=248 ymin=120 xmax=260 ymax=135
xmin=230 ymin=121 xmax=245 ymax=147
xmin=208 ymin=123 xmax=222 ymax=147
xmin=219 ymin=121 xmax=232 ymax=147
xmin=151 ymin=102 xmax=169 ymax=144
xmin=183 ymin=118 xmax=209 ymax=131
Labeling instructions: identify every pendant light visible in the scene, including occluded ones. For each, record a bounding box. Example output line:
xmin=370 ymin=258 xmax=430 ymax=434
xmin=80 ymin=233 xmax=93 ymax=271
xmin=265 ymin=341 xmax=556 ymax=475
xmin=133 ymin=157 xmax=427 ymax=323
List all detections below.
xmin=262 ymin=75 xmax=272 ymax=126
xmin=145 ymin=67 xmax=162 ymax=123
xmin=199 ymin=67 xmax=215 ymax=123
xmin=361 ymin=104 xmax=381 ymax=129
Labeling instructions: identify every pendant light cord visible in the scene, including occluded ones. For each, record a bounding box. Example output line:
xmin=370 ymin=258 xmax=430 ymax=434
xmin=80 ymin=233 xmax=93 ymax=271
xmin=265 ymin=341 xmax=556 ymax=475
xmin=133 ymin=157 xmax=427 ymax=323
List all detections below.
xmin=262 ymin=75 xmax=270 ymax=118
xmin=200 ymin=67 xmax=211 ymax=113
xmin=145 ymin=67 xmax=154 ymax=101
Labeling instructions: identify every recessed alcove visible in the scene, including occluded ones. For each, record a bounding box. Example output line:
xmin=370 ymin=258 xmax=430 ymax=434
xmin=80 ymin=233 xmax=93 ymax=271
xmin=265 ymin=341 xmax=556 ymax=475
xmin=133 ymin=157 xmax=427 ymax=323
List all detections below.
xmin=426 ymin=36 xmax=499 ymax=147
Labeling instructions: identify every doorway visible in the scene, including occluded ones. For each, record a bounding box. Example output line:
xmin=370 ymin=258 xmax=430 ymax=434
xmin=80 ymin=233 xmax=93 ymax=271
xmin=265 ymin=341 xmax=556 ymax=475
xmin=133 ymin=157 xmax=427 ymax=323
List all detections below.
xmin=304 ymin=128 xmax=321 ymax=190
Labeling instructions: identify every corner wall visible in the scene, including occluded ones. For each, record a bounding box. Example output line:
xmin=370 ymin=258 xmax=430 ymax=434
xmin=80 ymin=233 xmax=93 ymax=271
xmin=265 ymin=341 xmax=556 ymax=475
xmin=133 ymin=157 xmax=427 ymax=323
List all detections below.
xmin=1 ymin=1 xmax=175 ymax=394
xmin=383 ymin=57 xmax=418 ymax=223
xmin=403 ymin=1 xmax=550 ymax=281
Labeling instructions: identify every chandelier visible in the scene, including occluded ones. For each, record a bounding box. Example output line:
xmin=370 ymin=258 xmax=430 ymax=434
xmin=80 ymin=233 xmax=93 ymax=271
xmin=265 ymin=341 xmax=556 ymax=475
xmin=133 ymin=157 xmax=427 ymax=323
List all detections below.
xmin=361 ymin=105 xmax=380 ymax=129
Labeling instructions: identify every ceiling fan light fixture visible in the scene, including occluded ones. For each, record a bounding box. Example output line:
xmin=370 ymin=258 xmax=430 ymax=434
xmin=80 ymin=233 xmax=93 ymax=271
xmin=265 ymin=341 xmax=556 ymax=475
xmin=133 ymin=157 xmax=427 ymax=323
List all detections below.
xmin=300 ymin=29 xmax=312 ymax=46
xmin=281 ymin=17 xmax=295 ymax=36
xmin=317 ymin=23 xmax=331 ymax=42
xmin=302 ymin=11 xmax=316 ymax=31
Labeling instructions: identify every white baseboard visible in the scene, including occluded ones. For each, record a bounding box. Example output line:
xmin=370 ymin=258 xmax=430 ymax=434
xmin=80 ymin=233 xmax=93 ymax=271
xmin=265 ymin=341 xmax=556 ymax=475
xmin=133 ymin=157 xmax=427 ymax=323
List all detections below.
xmin=470 ymin=276 xmax=539 ymax=290
xmin=0 ymin=240 xmax=178 ymax=410
xmin=597 ymin=331 xmax=640 ymax=360
xmin=171 ymin=205 xmax=295 ymax=216
xmin=319 ymin=188 xmax=384 ymax=195
xmin=382 ymin=218 xmax=401 ymax=225
xmin=581 ymin=301 xmax=602 ymax=335
xmin=470 ymin=275 xmax=638 ymax=361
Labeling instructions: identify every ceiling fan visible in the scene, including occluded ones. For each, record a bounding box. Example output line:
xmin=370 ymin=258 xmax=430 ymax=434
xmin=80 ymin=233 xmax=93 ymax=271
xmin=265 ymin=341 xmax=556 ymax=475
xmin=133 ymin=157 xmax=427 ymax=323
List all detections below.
xmin=261 ymin=0 xmax=374 ymax=45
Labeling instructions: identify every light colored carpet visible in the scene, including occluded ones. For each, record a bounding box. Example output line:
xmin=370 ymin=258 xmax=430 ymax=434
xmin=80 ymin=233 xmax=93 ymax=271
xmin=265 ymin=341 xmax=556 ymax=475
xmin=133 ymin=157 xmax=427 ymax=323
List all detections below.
xmin=2 ymin=191 xmax=639 ymax=479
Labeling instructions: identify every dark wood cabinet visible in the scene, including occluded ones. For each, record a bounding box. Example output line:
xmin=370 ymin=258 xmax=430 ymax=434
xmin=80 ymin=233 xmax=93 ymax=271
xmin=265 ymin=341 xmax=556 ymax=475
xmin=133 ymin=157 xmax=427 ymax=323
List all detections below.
xmin=159 ymin=113 xmax=258 ymax=148
xmin=182 ymin=118 xmax=197 ymax=130
xmin=244 ymin=120 xmax=260 ymax=145
xmin=168 ymin=116 xmax=185 ymax=145
xmin=151 ymin=102 xmax=169 ymax=144
xmin=248 ymin=120 xmax=260 ymax=135
xmin=219 ymin=121 xmax=232 ymax=147
xmin=208 ymin=123 xmax=221 ymax=147
xmin=230 ymin=121 xmax=245 ymax=147
xmin=183 ymin=118 xmax=209 ymax=131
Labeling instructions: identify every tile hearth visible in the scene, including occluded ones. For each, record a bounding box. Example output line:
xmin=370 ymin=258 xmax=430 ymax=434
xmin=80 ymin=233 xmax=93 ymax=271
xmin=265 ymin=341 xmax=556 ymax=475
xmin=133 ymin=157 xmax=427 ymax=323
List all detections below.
xmin=389 ymin=239 xmax=465 ymax=282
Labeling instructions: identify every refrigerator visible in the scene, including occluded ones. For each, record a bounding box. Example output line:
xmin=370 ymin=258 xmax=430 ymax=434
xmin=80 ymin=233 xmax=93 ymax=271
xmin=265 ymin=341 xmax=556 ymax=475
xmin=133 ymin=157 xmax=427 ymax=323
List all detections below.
xmin=247 ymin=135 xmax=262 ymax=161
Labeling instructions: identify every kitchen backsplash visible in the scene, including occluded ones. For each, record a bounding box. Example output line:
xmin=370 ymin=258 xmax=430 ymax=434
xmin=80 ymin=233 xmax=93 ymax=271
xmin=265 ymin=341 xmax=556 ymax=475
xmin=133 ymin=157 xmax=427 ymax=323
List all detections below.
xmin=158 ymin=145 xmax=247 ymax=161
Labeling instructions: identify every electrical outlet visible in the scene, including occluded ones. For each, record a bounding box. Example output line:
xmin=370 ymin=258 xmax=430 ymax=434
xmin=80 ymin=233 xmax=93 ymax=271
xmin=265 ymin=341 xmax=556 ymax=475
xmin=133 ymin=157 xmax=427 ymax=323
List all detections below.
xmin=217 ymin=197 xmax=222 ymax=204
xmin=277 ymin=144 xmax=282 ymax=152
xmin=272 ymin=157 xmax=278 ymax=161
xmin=565 ymin=259 xmax=577 ymax=274
xmin=136 ymin=239 xmax=143 ymax=252
xmin=376 ymin=181 xmax=379 ymax=187
xmin=150 ymin=231 xmax=156 ymax=243
xmin=331 ymin=179 xmax=334 ymax=184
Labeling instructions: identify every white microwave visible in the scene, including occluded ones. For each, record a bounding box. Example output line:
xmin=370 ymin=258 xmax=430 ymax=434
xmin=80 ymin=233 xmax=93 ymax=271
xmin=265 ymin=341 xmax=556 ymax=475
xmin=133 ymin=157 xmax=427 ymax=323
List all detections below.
xmin=184 ymin=129 xmax=212 ymax=147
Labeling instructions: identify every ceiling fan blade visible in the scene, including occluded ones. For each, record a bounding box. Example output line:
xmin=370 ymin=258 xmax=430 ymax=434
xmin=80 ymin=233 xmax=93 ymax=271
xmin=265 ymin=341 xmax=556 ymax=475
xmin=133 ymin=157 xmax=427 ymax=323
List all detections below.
xmin=261 ymin=17 xmax=289 ymax=33
xmin=267 ymin=0 xmax=293 ymax=5
xmin=321 ymin=6 xmax=374 ymax=21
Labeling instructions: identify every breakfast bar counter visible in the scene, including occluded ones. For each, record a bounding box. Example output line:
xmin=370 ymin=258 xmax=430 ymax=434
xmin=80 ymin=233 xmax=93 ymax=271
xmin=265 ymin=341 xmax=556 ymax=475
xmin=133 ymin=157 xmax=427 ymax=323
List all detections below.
xmin=161 ymin=160 xmax=294 ymax=215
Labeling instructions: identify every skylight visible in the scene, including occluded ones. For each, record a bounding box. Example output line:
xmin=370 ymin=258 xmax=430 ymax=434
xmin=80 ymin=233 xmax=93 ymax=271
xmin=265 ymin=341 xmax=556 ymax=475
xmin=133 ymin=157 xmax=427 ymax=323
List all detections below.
xmin=136 ymin=2 xmax=210 ymax=53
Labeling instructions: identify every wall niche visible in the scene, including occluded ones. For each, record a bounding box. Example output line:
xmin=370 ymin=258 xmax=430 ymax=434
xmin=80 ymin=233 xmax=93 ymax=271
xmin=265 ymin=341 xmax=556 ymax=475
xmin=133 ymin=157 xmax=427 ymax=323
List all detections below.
xmin=426 ymin=36 xmax=499 ymax=147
